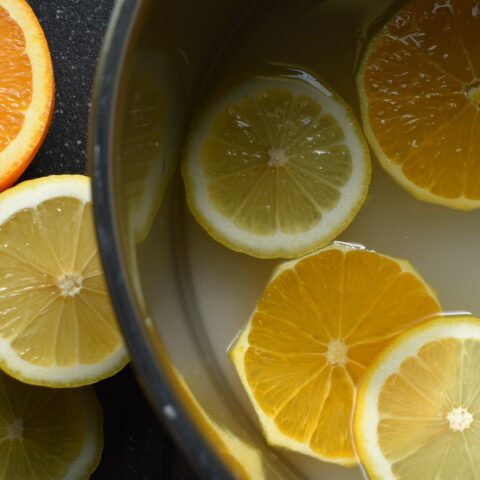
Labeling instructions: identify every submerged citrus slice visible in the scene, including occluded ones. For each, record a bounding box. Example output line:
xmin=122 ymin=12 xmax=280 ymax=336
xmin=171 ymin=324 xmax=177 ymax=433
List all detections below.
xmin=0 ymin=0 xmax=54 ymax=191
xmin=176 ymin=372 xmax=265 ymax=480
xmin=230 ymin=244 xmax=440 ymax=465
xmin=0 ymin=175 xmax=128 ymax=387
xmin=121 ymin=51 xmax=179 ymax=242
xmin=358 ymin=0 xmax=480 ymax=210
xmin=183 ymin=76 xmax=370 ymax=258
xmin=0 ymin=371 xmax=102 ymax=479
xmin=355 ymin=316 xmax=480 ymax=479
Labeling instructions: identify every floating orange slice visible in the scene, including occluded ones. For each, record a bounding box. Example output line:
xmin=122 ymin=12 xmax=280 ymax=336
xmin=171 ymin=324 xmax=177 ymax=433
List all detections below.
xmin=358 ymin=0 xmax=480 ymax=210
xmin=230 ymin=244 xmax=440 ymax=465
xmin=0 ymin=0 xmax=54 ymax=191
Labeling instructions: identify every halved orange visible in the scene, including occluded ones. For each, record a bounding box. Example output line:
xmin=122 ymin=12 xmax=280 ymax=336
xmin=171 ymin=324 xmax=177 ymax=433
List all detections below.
xmin=230 ymin=244 xmax=440 ymax=465
xmin=0 ymin=0 xmax=54 ymax=191
xmin=357 ymin=0 xmax=480 ymax=210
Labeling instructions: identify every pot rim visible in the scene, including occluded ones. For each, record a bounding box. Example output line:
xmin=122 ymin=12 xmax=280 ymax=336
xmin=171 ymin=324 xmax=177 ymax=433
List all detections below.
xmin=89 ymin=1 xmax=234 ymax=478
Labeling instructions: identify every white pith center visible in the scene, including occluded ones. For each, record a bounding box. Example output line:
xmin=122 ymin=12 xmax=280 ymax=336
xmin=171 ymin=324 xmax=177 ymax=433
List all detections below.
xmin=447 ymin=407 xmax=474 ymax=432
xmin=57 ymin=272 xmax=83 ymax=297
xmin=467 ymin=83 xmax=480 ymax=106
xmin=267 ymin=148 xmax=288 ymax=167
xmin=6 ymin=419 xmax=23 ymax=441
xmin=325 ymin=339 xmax=348 ymax=365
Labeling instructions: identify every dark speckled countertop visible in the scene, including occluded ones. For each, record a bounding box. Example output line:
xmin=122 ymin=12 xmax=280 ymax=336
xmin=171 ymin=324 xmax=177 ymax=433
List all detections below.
xmin=23 ymin=1 xmax=199 ymax=479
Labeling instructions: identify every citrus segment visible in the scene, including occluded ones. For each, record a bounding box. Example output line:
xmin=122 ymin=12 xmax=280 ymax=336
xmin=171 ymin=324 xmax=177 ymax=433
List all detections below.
xmin=0 ymin=371 xmax=102 ymax=479
xmin=230 ymin=244 xmax=440 ymax=464
xmin=0 ymin=175 xmax=128 ymax=387
xmin=0 ymin=0 xmax=54 ymax=190
xmin=358 ymin=0 xmax=480 ymax=209
xmin=355 ymin=316 xmax=480 ymax=479
xmin=0 ymin=5 xmax=32 ymax=152
xmin=176 ymin=373 xmax=265 ymax=480
xmin=183 ymin=76 xmax=370 ymax=258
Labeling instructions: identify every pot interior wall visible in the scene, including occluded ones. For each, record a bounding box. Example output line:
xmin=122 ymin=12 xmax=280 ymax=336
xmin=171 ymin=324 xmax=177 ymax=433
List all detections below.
xmin=111 ymin=0 xmax=303 ymax=478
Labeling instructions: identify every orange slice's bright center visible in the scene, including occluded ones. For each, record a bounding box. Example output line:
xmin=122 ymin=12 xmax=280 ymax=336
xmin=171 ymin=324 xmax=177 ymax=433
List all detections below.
xmin=325 ymin=339 xmax=348 ymax=366
xmin=446 ymin=406 xmax=474 ymax=432
xmin=467 ymin=83 xmax=480 ymax=106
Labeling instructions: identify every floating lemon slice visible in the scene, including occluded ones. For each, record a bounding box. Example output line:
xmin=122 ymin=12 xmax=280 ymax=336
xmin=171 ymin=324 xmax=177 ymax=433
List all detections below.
xmin=183 ymin=76 xmax=370 ymax=258
xmin=355 ymin=315 xmax=480 ymax=479
xmin=0 ymin=0 xmax=54 ymax=191
xmin=121 ymin=51 xmax=179 ymax=242
xmin=0 ymin=175 xmax=128 ymax=387
xmin=176 ymin=372 xmax=265 ymax=480
xmin=230 ymin=244 xmax=439 ymax=465
xmin=357 ymin=0 xmax=480 ymax=210
xmin=0 ymin=371 xmax=102 ymax=479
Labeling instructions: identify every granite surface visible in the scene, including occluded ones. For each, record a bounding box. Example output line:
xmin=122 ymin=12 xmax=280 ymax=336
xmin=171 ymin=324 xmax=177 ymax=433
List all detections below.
xmin=23 ymin=1 xmax=199 ymax=478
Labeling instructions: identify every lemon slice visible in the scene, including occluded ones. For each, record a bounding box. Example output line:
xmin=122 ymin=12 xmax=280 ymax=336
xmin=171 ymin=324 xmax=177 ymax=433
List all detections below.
xmin=0 ymin=371 xmax=102 ymax=479
xmin=0 ymin=175 xmax=128 ymax=387
xmin=230 ymin=244 xmax=439 ymax=465
xmin=183 ymin=76 xmax=371 ymax=258
xmin=121 ymin=51 xmax=179 ymax=242
xmin=176 ymin=372 xmax=265 ymax=480
xmin=354 ymin=315 xmax=480 ymax=479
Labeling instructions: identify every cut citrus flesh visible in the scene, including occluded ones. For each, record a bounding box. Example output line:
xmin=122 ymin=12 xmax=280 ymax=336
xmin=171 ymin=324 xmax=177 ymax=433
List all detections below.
xmin=176 ymin=372 xmax=265 ymax=480
xmin=0 ymin=371 xmax=102 ymax=479
xmin=121 ymin=51 xmax=178 ymax=243
xmin=0 ymin=0 xmax=54 ymax=191
xmin=357 ymin=0 xmax=480 ymax=210
xmin=0 ymin=175 xmax=128 ymax=387
xmin=230 ymin=244 xmax=440 ymax=465
xmin=183 ymin=76 xmax=370 ymax=258
xmin=354 ymin=315 xmax=480 ymax=479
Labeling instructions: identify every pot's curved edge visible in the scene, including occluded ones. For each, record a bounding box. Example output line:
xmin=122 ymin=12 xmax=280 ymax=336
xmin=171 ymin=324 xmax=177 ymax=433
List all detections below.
xmin=89 ymin=2 xmax=234 ymax=479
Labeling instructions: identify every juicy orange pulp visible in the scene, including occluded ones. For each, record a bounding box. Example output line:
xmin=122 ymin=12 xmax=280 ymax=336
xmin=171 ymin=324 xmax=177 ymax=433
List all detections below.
xmin=236 ymin=246 xmax=440 ymax=463
xmin=359 ymin=0 xmax=480 ymax=207
xmin=0 ymin=5 xmax=32 ymax=153
xmin=0 ymin=0 xmax=54 ymax=191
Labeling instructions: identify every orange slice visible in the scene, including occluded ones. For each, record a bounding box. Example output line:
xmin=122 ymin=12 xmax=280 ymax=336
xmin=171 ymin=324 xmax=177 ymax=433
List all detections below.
xmin=0 ymin=0 xmax=54 ymax=191
xmin=354 ymin=316 xmax=480 ymax=479
xmin=230 ymin=244 xmax=440 ymax=465
xmin=357 ymin=0 xmax=480 ymax=210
